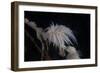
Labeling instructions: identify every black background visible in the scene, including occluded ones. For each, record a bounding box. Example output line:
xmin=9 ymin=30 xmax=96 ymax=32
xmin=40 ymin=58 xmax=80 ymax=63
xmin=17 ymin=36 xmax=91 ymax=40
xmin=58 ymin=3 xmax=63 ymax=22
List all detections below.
xmin=24 ymin=11 xmax=90 ymax=61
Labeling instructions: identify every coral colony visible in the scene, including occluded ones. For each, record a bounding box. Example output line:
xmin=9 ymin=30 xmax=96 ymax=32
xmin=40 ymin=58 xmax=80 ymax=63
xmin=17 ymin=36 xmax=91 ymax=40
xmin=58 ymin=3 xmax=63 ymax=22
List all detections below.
xmin=25 ymin=18 xmax=80 ymax=60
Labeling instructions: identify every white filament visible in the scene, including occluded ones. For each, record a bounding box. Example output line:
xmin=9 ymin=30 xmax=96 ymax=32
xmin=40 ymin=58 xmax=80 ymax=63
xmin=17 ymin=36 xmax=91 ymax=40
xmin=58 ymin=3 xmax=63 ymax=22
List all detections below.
xmin=45 ymin=23 xmax=77 ymax=49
